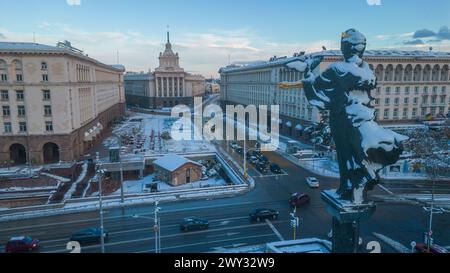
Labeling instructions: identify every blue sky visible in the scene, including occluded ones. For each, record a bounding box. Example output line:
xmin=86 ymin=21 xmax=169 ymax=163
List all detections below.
xmin=1 ymin=0 xmax=449 ymax=76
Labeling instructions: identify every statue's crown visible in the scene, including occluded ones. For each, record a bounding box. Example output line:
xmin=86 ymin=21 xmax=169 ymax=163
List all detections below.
xmin=341 ymin=32 xmax=350 ymax=38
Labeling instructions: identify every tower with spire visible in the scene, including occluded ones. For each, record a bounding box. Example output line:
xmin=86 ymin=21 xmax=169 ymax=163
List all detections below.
xmin=157 ymin=30 xmax=182 ymax=72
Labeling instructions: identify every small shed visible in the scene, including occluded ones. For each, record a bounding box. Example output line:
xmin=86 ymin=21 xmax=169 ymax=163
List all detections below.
xmin=153 ymin=154 xmax=203 ymax=186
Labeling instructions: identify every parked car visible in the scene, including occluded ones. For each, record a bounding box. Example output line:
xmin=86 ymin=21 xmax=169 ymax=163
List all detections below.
xmin=270 ymin=163 xmax=282 ymax=174
xmin=256 ymin=162 xmax=268 ymax=173
xmin=236 ymin=147 xmax=244 ymax=155
xmin=289 ymin=193 xmax=311 ymax=207
xmin=250 ymin=156 xmax=259 ymax=164
xmin=4 ymin=236 xmax=40 ymax=253
xmin=70 ymin=228 xmax=109 ymax=244
xmin=306 ymin=177 xmax=320 ymax=188
xmin=230 ymin=142 xmax=238 ymax=149
xmin=249 ymin=208 xmax=279 ymax=222
xmin=414 ymin=243 xmax=448 ymax=253
xmin=258 ymin=156 xmax=269 ymax=165
xmin=180 ymin=217 xmax=209 ymax=231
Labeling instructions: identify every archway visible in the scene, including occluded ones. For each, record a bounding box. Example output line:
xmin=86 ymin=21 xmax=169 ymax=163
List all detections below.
xmin=43 ymin=142 xmax=60 ymax=164
xmin=9 ymin=144 xmax=27 ymax=165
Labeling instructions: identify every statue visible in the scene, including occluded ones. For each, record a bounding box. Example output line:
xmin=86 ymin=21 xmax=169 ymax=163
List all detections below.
xmin=280 ymin=29 xmax=408 ymax=204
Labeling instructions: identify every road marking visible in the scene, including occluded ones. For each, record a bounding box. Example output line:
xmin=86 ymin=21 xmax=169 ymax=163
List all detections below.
xmin=378 ymin=184 xmax=394 ymax=195
xmin=265 ymin=219 xmax=284 ymax=241
xmin=372 ymin=232 xmax=410 ymax=253
xmin=42 ymin=220 xmax=287 ymax=252
xmin=0 ymin=201 xmax=254 ymax=233
xmin=206 ymin=232 xmax=240 ymax=239
xmin=135 ymin=234 xmax=275 ymax=253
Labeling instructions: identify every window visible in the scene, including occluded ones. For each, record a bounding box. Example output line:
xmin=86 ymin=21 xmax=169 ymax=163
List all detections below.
xmin=431 ymin=96 xmax=437 ymax=104
xmin=4 ymin=122 xmax=12 ymax=133
xmin=432 ymin=86 xmax=438 ymax=94
xmin=442 ymin=86 xmax=446 ymax=93
xmin=42 ymin=90 xmax=51 ymax=100
xmin=375 ymin=98 xmax=380 ymax=105
xmin=19 ymin=122 xmax=27 ymax=133
xmin=404 ymin=98 xmax=409 ymax=104
xmin=439 ymin=107 xmax=445 ymax=114
xmin=41 ymin=62 xmax=48 ymax=70
xmin=440 ymin=96 xmax=446 ymax=104
xmin=393 ymin=108 xmax=398 ymax=119
xmin=414 ymin=86 xmax=419 ymax=94
xmin=16 ymin=90 xmax=24 ymax=101
xmin=18 ymin=105 xmax=26 ymax=116
xmin=395 ymin=87 xmax=400 ymax=94
xmin=413 ymin=97 xmax=418 ymax=105
xmin=385 ymin=87 xmax=391 ymax=95
xmin=405 ymin=86 xmax=410 ymax=94
xmin=1 ymin=90 xmax=9 ymax=100
xmin=2 ymin=106 xmax=10 ymax=116
xmin=423 ymin=96 xmax=428 ymax=104
xmin=402 ymin=108 xmax=408 ymax=119
xmin=45 ymin=121 xmax=53 ymax=132
xmin=423 ymin=86 xmax=428 ymax=94
xmin=44 ymin=105 xmax=52 ymax=116
xmin=412 ymin=108 xmax=417 ymax=117
xmin=383 ymin=109 xmax=389 ymax=119
xmin=42 ymin=74 xmax=49 ymax=82
xmin=376 ymin=87 xmax=381 ymax=95
xmin=16 ymin=74 xmax=23 ymax=82
xmin=0 ymin=74 xmax=7 ymax=82
xmin=421 ymin=107 xmax=427 ymax=116
xmin=394 ymin=98 xmax=399 ymax=105
xmin=385 ymin=98 xmax=390 ymax=105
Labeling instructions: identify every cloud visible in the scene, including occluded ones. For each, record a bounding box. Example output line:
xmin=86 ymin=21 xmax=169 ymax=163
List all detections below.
xmin=413 ymin=29 xmax=436 ymax=39
xmin=403 ymin=39 xmax=424 ymax=45
xmin=0 ymin=33 xmax=5 ymax=39
xmin=66 ymin=0 xmax=81 ymax=6
xmin=366 ymin=0 xmax=381 ymax=6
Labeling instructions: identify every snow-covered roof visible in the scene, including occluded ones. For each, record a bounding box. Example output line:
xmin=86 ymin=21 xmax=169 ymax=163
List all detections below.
xmin=0 ymin=42 xmax=124 ymax=72
xmin=219 ymin=49 xmax=450 ymax=73
xmin=153 ymin=154 xmax=202 ymax=172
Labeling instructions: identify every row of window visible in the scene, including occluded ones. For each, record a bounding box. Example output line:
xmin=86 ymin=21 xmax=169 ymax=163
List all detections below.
xmin=2 ymin=121 xmax=53 ymax=133
xmin=376 ymin=107 xmax=447 ymax=120
xmin=1 ymin=89 xmax=51 ymax=101
xmin=374 ymin=95 xmax=448 ymax=106
xmin=2 ymin=105 xmax=52 ymax=117
xmin=375 ymin=86 xmax=447 ymax=96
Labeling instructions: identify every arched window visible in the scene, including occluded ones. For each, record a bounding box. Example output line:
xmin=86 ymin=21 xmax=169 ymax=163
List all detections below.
xmin=12 ymin=60 xmax=23 ymax=82
xmin=441 ymin=65 xmax=449 ymax=81
xmin=413 ymin=65 xmax=422 ymax=81
xmin=431 ymin=65 xmax=440 ymax=81
xmin=384 ymin=64 xmax=394 ymax=81
xmin=375 ymin=64 xmax=384 ymax=81
xmin=403 ymin=64 xmax=413 ymax=81
xmin=423 ymin=65 xmax=431 ymax=81
xmin=394 ymin=64 xmax=403 ymax=81
xmin=43 ymin=142 xmax=60 ymax=164
xmin=0 ymin=59 xmax=7 ymax=82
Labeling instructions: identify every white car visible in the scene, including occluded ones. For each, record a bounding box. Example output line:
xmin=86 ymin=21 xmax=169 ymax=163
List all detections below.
xmin=306 ymin=177 xmax=320 ymax=188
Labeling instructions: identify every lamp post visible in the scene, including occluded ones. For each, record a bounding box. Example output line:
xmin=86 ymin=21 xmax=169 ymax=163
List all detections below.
xmin=154 ymin=200 xmax=161 ymax=253
xmin=95 ymin=152 xmax=106 ymax=253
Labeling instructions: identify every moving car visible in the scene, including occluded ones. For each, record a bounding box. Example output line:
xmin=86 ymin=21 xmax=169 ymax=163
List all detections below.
xmin=249 ymin=208 xmax=279 ymax=222
xmin=180 ymin=217 xmax=209 ymax=231
xmin=289 ymin=193 xmax=311 ymax=207
xmin=414 ymin=243 xmax=448 ymax=253
xmin=270 ymin=163 xmax=282 ymax=174
xmin=70 ymin=228 xmax=109 ymax=244
xmin=306 ymin=177 xmax=320 ymax=188
xmin=4 ymin=236 xmax=40 ymax=253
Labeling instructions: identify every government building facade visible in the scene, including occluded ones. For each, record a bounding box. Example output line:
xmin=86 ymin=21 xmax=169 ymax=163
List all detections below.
xmin=0 ymin=41 xmax=126 ymax=165
xmin=125 ymin=32 xmax=205 ymax=109
xmin=219 ymin=50 xmax=450 ymax=138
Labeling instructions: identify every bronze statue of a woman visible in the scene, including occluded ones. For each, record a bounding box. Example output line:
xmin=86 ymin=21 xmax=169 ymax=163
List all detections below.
xmin=280 ymin=29 xmax=408 ymax=204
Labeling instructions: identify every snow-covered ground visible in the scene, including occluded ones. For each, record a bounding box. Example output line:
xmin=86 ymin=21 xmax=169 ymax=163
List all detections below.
xmin=63 ymin=162 xmax=88 ymax=200
xmin=112 ymin=174 xmax=227 ymax=195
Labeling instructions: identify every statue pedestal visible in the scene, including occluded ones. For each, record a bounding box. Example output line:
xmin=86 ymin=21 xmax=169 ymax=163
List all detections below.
xmin=321 ymin=190 xmax=376 ymax=253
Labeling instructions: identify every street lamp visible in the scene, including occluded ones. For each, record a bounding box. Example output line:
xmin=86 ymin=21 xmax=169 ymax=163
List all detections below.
xmin=95 ymin=152 xmax=106 ymax=253
xmin=154 ymin=200 xmax=161 ymax=253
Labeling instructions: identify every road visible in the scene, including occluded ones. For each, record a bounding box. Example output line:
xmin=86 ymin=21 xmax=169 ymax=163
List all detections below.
xmin=1 ymin=140 xmax=449 ymax=253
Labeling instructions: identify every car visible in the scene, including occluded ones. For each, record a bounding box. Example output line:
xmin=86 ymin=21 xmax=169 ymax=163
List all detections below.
xmin=249 ymin=208 xmax=279 ymax=222
xmin=180 ymin=217 xmax=209 ymax=231
xmin=235 ymin=147 xmax=244 ymax=155
xmin=250 ymin=156 xmax=259 ymax=164
xmin=270 ymin=163 xmax=282 ymax=174
xmin=4 ymin=236 xmax=40 ymax=253
xmin=289 ymin=193 xmax=311 ymax=207
xmin=230 ymin=142 xmax=238 ymax=149
xmin=258 ymin=156 xmax=269 ymax=165
xmin=256 ymin=162 xmax=268 ymax=173
xmin=70 ymin=228 xmax=109 ymax=244
xmin=414 ymin=243 xmax=448 ymax=253
xmin=306 ymin=177 xmax=320 ymax=188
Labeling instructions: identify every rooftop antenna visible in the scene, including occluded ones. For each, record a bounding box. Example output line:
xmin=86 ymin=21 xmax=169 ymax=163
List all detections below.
xmin=167 ymin=24 xmax=170 ymax=43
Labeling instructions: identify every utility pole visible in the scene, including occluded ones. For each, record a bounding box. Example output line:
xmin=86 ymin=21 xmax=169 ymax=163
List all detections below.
xmin=290 ymin=207 xmax=299 ymax=240
xmin=154 ymin=200 xmax=161 ymax=253
xmin=427 ymin=179 xmax=436 ymax=252
xmin=96 ymin=152 xmax=105 ymax=253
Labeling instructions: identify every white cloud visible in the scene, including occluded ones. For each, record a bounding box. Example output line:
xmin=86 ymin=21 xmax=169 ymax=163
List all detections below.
xmin=367 ymin=0 xmax=381 ymax=6
xmin=66 ymin=0 xmax=81 ymax=6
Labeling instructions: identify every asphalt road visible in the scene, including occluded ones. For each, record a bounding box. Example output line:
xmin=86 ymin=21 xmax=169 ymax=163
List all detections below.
xmin=0 ymin=140 xmax=449 ymax=253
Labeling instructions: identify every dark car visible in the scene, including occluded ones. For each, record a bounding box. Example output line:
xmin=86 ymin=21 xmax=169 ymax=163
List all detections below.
xmin=270 ymin=163 xmax=282 ymax=174
xmin=256 ymin=162 xmax=268 ymax=173
xmin=236 ymin=147 xmax=244 ymax=155
xmin=5 ymin=236 xmax=40 ymax=253
xmin=249 ymin=208 xmax=279 ymax=222
xmin=414 ymin=243 xmax=448 ymax=253
xmin=70 ymin=228 xmax=109 ymax=244
xmin=258 ymin=156 xmax=269 ymax=165
xmin=180 ymin=217 xmax=209 ymax=231
xmin=289 ymin=193 xmax=311 ymax=207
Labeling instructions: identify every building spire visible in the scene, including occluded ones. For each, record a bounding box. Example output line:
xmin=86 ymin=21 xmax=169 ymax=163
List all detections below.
xmin=167 ymin=25 xmax=170 ymax=43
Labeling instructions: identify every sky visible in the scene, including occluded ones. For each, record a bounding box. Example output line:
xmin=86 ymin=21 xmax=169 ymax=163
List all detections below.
xmin=0 ymin=0 xmax=449 ymax=77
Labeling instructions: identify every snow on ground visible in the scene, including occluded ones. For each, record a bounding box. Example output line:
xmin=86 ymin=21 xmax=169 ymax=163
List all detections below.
xmin=63 ymin=162 xmax=88 ymax=200
xmin=0 ymin=186 xmax=57 ymax=192
xmin=41 ymin=172 xmax=71 ymax=183
xmin=113 ymin=174 xmax=227 ymax=195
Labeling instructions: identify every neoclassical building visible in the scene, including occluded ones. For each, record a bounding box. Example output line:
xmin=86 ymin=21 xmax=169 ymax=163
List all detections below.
xmin=125 ymin=32 xmax=205 ymax=109
xmin=0 ymin=41 xmax=126 ymax=165
xmin=219 ymin=50 xmax=450 ymax=138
